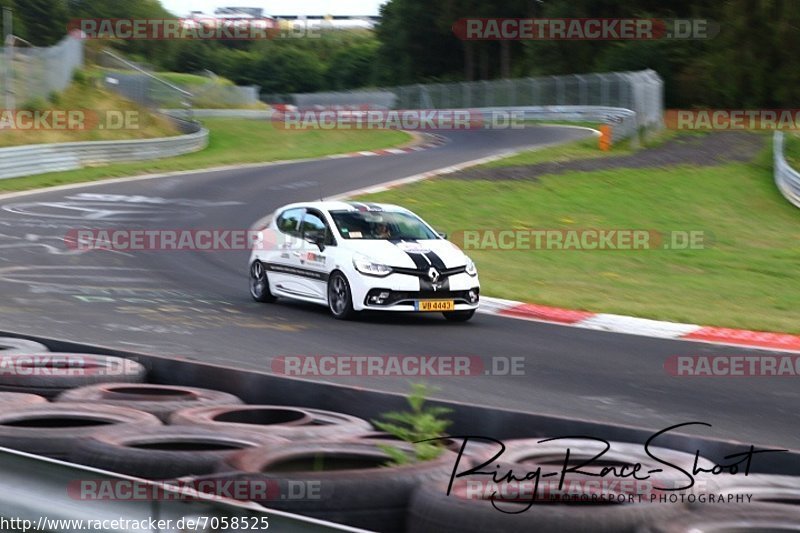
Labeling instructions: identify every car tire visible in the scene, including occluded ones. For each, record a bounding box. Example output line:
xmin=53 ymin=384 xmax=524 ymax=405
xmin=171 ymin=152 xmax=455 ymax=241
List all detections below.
xmin=0 ymin=353 xmax=146 ymax=398
xmin=407 ymin=481 xmax=685 ymax=533
xmin=692 ymin=473 xmax=800 ymax=506
xmin=638 ymin=504 xmax=800 ymax=532
xmin=170 ymin=405 xmax=373 ymax=441
xmin=0 ymin=403 xmax=161 ymax=459
xmin=219 ymin=440 xmax=458 ymax=533
xmin=0 ymin=337 xmax=49 ymax=354
xmin=70 ymin=425 xmax=287 ymax=479
xmin=327 ymin=271 xmax=356 ymax=320
xmin=250 ymin=260 xmax=276 ymax=303
xmin=0 ymin=392 xmax=48 ymax=407
xmin=443 ymin=310 xmax=476 ymax=322
xmin=56 ymin=383 xmax=243 ymax=422
xmin=478 ymin=438 xmax=715 ymax=488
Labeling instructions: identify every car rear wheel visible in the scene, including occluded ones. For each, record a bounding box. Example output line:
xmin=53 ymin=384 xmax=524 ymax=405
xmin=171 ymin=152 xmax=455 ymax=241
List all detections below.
xmin=443 ymin=310 xmax=475 ymax=322
xmin=250 ymin=261 xmax=276 ymax=303
xmin=328 ymin=272 xmax=356 ymax=320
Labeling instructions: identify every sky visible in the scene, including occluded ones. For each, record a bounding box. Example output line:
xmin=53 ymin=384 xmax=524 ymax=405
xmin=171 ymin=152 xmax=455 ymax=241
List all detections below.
xmin=159 ymin=0 xmax=386 ymax=17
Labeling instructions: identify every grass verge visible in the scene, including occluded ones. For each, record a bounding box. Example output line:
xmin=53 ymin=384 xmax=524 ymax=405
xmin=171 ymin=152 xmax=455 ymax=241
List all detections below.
xmin=4 ymin=80 xmax=178 ymax=147
xmin=0 ymin=118 xmax=410 ymax=193
xmin=358 ymin=135 xmax=800 ymax=334
xmin=477 ymin=127 xmax=687 ymax=168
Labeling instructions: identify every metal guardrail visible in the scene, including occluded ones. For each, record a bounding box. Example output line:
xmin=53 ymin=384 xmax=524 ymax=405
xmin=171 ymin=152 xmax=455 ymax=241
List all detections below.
xmin=161 ymin=108 xmax=271 ymax=119
xmin=0 ymin=124 xmax=208 ymax=181
xmin=163 ymin=106 xmax=631 ymax=140
xmin=0 ymin=447 xmax=363 ymax=533
xmin=773 ymin=131 xmax=800 ymax=208
xmin=267 ymin=69 xmax=663 ymax=134
xmin=478 ymin=105 xmax=636 ymax=143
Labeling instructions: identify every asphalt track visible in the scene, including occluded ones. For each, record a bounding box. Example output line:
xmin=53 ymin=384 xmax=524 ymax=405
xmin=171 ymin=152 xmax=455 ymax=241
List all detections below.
xmin=0 ymin=126 xmax=797 ymax=448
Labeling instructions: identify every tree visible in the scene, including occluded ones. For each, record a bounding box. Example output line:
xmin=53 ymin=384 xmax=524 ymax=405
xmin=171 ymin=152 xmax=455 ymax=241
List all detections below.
xmin=326 ymin=38 xmax=379 ymax=89
xmin=249 ymin=45 xmax=325 ymax=94
xmin=14 ymin=0 xmax=68 ymax=46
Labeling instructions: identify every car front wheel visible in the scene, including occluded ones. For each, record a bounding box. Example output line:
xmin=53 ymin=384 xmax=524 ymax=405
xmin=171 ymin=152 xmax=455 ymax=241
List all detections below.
xmin=327 ymin=271 xmax=356 ymax=320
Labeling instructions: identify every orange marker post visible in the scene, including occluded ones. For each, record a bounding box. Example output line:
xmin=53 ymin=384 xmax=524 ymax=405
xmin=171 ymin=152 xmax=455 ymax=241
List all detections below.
xmin=599 ymin=124 xmax=612 ymax=151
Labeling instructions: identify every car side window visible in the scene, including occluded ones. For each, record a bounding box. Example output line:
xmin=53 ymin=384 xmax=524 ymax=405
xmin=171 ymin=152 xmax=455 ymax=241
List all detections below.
xmin=301 ymin=210 xmax=335 ymax=245
xmin=276 ymin=208 xmax=304 ymax=237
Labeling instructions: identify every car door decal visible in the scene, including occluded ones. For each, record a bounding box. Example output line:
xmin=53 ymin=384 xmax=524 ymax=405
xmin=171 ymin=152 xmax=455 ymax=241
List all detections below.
xmin=265 ymin=263 xmax=330 ymax=282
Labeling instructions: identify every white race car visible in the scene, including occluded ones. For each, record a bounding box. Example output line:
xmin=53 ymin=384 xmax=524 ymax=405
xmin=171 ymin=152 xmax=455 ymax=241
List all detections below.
xmin=248 ymin=201 xmax=480 ymax=321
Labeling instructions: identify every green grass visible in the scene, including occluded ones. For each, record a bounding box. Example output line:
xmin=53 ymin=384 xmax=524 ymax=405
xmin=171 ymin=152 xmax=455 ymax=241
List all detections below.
xmin=0 ymin=118 xmax=411 ymax=192
xmin=358 ymin=138 xmax=800 ymax=334
xmin=156 ymin=72 xmax=234 ymax=87
xmin=478 ymin=128 xmax=685 ymax=169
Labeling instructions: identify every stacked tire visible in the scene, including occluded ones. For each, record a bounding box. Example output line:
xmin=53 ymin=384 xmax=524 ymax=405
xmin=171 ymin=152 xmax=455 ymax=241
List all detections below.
xmin=407 ymin=438 xmax=715 ymax=533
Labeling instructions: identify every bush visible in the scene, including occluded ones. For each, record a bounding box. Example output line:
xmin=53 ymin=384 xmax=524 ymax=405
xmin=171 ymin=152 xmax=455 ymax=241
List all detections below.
xmin=20 ymin=97 xmax=49 ymax=113
xmin=72 ymin=70 xmax=88 ymax=87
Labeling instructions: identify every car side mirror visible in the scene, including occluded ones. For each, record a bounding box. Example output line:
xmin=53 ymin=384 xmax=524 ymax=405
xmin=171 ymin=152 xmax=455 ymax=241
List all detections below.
xmin=437 ymin=231 xmax=448 ymax=239
xmin=305 ymin=231 xmax=326 ymax=251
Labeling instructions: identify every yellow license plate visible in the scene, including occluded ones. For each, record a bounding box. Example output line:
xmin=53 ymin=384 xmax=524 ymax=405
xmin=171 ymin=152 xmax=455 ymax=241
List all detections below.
xmin=417 ymin=300 xmax=455 ymax=311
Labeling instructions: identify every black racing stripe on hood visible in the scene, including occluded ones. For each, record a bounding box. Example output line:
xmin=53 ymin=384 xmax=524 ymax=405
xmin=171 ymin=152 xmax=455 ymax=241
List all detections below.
xmin=390 ymin=239 xmax=429 ymax=270
xmin=424 ymin=250 xmax=447 ymax=270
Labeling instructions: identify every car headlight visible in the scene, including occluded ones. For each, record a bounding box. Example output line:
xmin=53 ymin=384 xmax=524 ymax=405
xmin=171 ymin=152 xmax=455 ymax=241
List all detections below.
xmin=353 ymin=254 xmax=393 ymax=277
xmin=465 ymin=257 xmax=478 ymax=277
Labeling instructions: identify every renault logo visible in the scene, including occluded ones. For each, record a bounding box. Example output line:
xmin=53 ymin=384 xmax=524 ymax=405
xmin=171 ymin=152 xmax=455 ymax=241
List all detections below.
xmin=427 ymin=267 xmax=440 ymax=282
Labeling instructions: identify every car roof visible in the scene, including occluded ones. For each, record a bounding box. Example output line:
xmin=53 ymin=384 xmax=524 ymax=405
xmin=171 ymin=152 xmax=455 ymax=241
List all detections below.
xmin=277 ymin=200 xmax=410 ymax=214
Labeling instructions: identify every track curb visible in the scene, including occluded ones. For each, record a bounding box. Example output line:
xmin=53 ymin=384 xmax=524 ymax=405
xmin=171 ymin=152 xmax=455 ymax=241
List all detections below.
xmin=478 ymin=297 xmax=800 ymax=353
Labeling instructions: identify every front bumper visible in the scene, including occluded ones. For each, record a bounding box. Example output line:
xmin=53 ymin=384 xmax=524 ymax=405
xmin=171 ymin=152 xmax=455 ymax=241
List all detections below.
xmin=363 ymin=288 xmax=480 ymax=311
xmin=349 ymin=270 xmax=480 ymax=312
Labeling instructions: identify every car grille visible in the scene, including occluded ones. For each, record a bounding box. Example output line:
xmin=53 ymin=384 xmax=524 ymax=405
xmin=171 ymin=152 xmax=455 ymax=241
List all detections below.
xmin=391 ymin=265 xmax=467 ymax=278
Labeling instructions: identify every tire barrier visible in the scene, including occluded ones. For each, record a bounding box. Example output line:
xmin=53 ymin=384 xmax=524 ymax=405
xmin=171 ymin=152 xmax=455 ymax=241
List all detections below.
xmin=170 ymin=405 xmax=373 ymax=440
xmin=56 ymin=383 xmax=242 ymax=422
xmin=407 ymin=481 xmax=685 ymax=533
xmin=0 ymin=403 xmax=161 ymax=459
xmin=638 ymin=505 xmax=800 ymax=532
xmin=0 ymin=392 xmax=48 ymax=407
xmin=696 ymin=473 xmax=800 ymax=508
xmin=488 ymin=437 xmax=716 ymax=480
xmin=70 ymin=425 xmax=287 ymax=479
xmin=0 ymin=338 xmax=50 ymax=355
xmin=0 ymin=353 xmax=146 ymax=398
xmin=218 ymin=440 xmax=457 ymax=533
xmin=404 ymin=438 xmax=718 ymax=532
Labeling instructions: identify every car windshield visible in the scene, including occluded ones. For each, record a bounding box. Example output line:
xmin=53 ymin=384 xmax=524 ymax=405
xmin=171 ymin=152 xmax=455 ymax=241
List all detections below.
xmin=329 ymin=210 xmax=438 ymax=240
